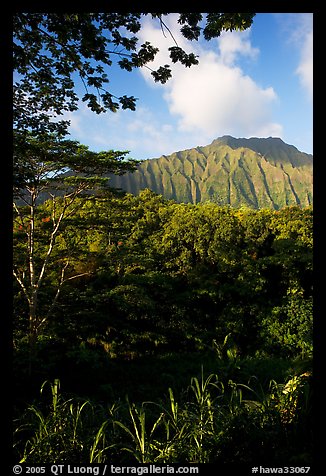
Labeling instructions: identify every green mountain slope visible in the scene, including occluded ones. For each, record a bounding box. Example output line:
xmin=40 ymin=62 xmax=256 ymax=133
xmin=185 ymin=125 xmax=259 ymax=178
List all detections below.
xmin=107 ymin=136 xmax=313 ymax=209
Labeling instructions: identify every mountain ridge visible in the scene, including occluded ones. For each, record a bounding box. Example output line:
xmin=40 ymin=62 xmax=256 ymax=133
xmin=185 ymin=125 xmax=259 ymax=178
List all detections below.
xmin=107 ymin=136 xmax=313 ymax=209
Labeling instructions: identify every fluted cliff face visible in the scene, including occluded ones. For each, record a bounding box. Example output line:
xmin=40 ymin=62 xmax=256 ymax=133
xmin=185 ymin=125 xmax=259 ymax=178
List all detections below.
xmin=107 ymin=136 xmax=313 ymax=209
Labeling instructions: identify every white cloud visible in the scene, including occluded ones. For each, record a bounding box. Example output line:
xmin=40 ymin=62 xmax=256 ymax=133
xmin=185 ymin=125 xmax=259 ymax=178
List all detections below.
xmin=296 ymin=29 xmax=313 ymax=100
xmin=218 ymin=30 xmax=259 ymax=65
xmin=164 ymin=52 xmax=280 ymax=139
xmin=66 ymin=15 xmax=314 ymax=159
xmin=137 ymin=15 xmax=282 ymax=142
xmin=66 ymin=102 xmax=195 ymax=159
xmin=275 ymin=13 xmax=313 ymax=101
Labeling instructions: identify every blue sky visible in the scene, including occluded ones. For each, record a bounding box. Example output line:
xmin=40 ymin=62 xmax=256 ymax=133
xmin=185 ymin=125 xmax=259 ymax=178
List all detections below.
xmin=65 ymin=13 xmax=313 ymax=160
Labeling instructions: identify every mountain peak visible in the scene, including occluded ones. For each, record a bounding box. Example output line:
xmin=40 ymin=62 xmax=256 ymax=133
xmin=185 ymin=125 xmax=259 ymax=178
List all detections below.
xmin=213 ymin=135 xmax=287 ymax=149
xmin=107 ymin=137 xmax=313 ymax=209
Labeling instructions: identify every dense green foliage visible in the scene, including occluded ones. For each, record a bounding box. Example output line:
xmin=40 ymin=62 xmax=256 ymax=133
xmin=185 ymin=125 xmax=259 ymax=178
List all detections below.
xmin=13 ymin=133 xmax=138 ymax=376
xmin=12 ymin=12 xmax=313 ymax=466
xmin=13 ymin=188 xmax=313 ymax=464
xmin=13 ymin=190 xmax=313 ymax=363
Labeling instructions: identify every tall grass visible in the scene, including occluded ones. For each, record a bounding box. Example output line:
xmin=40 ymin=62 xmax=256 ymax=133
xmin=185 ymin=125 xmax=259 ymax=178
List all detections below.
xmin=13 ymin=369 xmax=312 ymax=464
xmin=14 ymin=379 xmax=113 ymax=463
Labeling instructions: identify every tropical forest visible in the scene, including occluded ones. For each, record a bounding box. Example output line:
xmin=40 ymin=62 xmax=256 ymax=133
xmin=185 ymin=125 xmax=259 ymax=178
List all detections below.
xmin=12 ymin=12 xmax=313 ymax=471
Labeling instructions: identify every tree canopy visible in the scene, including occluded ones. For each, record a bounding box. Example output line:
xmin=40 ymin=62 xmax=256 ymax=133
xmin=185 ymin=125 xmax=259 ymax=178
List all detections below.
xmin=13 ymin=13 xmax=255 ymax=135
xmin=13 ymin=187 xmax=313 ymax=368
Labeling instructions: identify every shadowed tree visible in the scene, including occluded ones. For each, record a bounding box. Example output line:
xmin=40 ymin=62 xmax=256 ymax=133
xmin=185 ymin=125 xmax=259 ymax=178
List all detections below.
xmin=13 ymin=131 xmax=138 ymax=373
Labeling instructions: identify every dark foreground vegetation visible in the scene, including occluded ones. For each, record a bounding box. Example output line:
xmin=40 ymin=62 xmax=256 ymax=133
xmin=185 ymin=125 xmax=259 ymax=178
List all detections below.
xmin=13 ymin=192 xmax=313 ymax=464
xmin=13 ymin=12 xmax=313 ymax=467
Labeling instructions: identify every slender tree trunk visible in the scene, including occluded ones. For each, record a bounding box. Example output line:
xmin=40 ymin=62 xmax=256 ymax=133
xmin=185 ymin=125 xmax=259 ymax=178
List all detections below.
xmin=27 ymin=190 xmax=37 ymax=375
xmin=28 ymin=297 xmax=38 ymax=376
xmin=14 ymin=183 xmax=94 ymax=375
